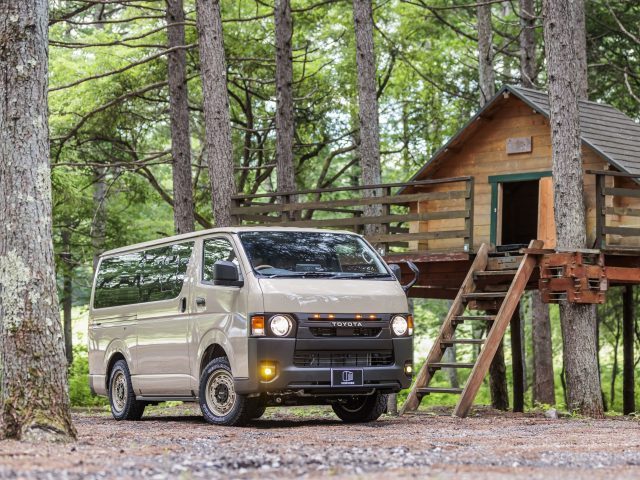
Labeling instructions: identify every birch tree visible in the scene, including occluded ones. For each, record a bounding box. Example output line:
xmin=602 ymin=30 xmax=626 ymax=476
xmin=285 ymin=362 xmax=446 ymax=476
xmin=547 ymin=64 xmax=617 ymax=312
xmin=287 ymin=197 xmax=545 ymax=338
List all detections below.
xmin=275 ymin=0 xmax=297 ymax=194
xmin=543 ymin=0 xmax=603 ymax=417
xmin=196 ymin=0 xmax=237 ymax=227
xmin=0 ymin=0 xmax=76 ymax=440
xmin=167 ymin=0 xmax=195 ymax=234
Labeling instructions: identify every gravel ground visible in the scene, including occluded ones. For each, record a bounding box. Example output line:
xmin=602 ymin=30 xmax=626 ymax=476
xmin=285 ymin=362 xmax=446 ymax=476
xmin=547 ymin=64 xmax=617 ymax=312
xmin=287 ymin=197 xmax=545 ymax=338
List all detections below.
xmin=0 ymin=404 xmax=639 ymax=479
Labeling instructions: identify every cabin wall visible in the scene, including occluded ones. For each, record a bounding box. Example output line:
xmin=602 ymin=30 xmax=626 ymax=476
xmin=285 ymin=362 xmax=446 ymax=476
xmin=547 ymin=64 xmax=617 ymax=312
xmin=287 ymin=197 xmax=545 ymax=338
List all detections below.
xmin=413 ymin=96 xmax=615 ymax=252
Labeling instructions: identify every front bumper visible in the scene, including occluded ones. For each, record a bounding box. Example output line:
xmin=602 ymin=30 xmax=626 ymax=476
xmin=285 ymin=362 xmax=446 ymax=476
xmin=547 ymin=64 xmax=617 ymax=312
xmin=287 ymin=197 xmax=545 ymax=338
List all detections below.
xmin=234 ymin=335 xmax=413 ymax=395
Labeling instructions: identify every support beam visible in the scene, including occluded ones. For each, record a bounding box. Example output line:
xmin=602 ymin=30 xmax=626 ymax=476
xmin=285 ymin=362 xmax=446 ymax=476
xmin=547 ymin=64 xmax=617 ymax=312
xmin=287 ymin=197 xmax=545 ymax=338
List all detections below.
xmin=510 ymin=304 xmax=525 ymax=412
xmin=623 ymin=285 xmax=636 ymax=415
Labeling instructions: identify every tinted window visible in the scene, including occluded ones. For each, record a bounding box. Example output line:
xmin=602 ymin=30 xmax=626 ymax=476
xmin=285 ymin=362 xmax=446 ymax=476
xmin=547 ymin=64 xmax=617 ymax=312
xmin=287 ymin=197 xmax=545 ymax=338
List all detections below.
xmin=203 ymin=237 xmax=241 ymax=282
xmin=94 ymin=242 xmax=193 ymax=309
xmin=238 ymin=231 xmax=389 ymax=278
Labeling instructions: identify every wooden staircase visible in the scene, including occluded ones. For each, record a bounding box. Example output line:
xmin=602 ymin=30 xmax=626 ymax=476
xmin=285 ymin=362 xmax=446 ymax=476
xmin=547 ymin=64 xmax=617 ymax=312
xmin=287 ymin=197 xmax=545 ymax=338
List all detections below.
xmin=400 ymin=240 xmax=543 ymax=417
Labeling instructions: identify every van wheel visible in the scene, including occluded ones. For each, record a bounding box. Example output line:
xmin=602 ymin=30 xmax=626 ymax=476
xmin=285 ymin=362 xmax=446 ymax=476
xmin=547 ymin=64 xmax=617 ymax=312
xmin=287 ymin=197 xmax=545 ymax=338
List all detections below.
xmin=199 ymin=357 xmax=251 ymax=426
xmin=332 ymin=392 xmax=388 ymax=423
xmin=109 ymin=359 xmax=146 ymax=421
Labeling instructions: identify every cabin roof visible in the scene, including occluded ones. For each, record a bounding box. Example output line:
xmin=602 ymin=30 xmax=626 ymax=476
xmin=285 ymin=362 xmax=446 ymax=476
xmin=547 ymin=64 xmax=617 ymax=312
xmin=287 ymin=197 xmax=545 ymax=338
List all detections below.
xmin=405 ymin=85 xmax=640 ymax=186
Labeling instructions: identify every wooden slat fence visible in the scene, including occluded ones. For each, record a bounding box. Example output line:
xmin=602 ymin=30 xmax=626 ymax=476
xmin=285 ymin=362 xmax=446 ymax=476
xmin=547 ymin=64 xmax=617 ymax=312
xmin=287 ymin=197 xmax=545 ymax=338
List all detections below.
xmin=231 ymin=177 xmax=475 ymax=253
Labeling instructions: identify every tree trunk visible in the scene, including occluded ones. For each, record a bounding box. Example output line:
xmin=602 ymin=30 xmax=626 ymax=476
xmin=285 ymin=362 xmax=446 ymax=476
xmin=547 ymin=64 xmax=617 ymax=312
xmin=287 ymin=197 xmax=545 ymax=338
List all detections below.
xmin=510 ymin=304 xmax=525 ymax=412
xmin=623 ymin=285 xmax=635 ymax=415
xmin=519 ymin=0 xmax=537 ymax=88
xmin=167 ymin=0 xmax=195 ymax=234
xmin=352 ymin=0 xmax=383 ymax=236
xmin=570 ymin=0 xmax=588 ymax=100
xmin=531 ymin=290 xmax=555 ymax=405
xmin=92 ymin=167 xmax=107 ymax=272
xmin=196 ymin=0 xmax=237 ymax=227
xmin=61 ymin=229 xmax=73 ymax=367
xmin=489 ymin=340 xmax=509 ymax=410
xmin=543 ymin=0 xmax=603 ymax=418
xmin=0 ymin=0 xmax=76 ymax=441
xmin=274 ymin=0 xmax=297 ymax=195
xmin=477 ymin=0 xmax=495 ymax=106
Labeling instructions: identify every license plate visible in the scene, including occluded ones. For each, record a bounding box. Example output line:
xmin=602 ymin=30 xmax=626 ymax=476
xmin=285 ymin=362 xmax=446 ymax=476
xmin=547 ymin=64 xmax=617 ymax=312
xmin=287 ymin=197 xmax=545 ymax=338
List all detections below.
xmin=331 ymin=368 xmax=363 ymax=387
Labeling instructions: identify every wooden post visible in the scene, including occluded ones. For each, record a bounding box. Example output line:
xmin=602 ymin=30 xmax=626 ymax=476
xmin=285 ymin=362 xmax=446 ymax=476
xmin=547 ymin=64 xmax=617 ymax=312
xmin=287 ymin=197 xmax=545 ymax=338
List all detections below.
xmin=510 ymin=303 xmax=525 ymax=412
xmin=595 ymin=173 xmax=606 ymax=249
xmin=464 ymin=177 xmax=475 ymax=253
xmin=623 ymin=285 xmax=635 ymax=415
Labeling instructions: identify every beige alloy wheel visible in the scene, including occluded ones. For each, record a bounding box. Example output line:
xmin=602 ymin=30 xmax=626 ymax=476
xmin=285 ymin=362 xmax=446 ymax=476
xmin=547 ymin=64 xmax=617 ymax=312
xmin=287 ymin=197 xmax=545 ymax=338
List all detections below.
xmin=205 ymin=369 xmax=237 ymax=417
xmin=111 ymin=370 xmax=127 ymax=414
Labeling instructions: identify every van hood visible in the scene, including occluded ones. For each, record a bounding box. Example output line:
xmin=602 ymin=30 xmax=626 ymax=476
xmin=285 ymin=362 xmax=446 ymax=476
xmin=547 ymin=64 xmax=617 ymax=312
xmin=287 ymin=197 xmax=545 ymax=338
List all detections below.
xmin=257 ymin=278 xmax=408 ymax=314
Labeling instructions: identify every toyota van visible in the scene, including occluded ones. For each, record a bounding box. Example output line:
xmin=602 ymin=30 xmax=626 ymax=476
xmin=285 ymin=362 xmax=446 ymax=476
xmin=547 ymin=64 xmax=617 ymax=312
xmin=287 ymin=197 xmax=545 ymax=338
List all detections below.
xmin=88 ymin=227 xmax=414 ymax=426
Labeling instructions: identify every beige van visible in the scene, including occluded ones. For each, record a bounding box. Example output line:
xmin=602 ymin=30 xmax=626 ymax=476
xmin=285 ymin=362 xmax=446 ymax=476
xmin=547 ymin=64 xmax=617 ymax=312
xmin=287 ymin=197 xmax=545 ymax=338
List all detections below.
xmin=88 ymin=227 xmax=413 ymax=426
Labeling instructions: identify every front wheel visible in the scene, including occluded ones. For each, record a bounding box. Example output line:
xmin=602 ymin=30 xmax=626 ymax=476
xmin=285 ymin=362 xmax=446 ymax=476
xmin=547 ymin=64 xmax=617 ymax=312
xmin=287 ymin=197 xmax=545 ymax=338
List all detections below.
xmin=199 ymin=357 xmax=251 ymax=426
xmin=332 ymin=392 xmax=388 ymax=423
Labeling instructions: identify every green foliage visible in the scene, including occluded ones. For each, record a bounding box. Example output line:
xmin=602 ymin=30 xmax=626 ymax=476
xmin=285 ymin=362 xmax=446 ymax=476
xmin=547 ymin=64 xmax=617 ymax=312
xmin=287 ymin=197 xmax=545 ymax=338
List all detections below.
xmin=68 ymin=344 xmax=108 ymax=408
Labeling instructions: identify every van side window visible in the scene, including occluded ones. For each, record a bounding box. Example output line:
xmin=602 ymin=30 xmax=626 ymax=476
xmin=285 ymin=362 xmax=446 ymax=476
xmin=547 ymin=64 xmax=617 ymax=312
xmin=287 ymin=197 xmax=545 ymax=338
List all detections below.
xmin=94 ymin=242 xmax=193 ymax=309
xmin=141 ymin=243 xmax=194 ymax=302
xmin=202 ymin=238 xmax=241 ymax=283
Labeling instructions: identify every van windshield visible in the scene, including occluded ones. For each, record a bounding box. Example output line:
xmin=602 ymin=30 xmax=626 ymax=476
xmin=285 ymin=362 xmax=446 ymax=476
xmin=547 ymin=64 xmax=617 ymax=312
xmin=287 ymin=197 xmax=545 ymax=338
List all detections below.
xmin=238 ymin=231 xmax=391 ymax=279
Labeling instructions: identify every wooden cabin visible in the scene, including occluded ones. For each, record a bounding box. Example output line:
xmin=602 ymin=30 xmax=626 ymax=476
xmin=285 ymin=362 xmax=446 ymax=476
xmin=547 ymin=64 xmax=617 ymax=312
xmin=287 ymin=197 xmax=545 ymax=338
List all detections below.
xmin=402 ymin=85 xmax=640 ymax=253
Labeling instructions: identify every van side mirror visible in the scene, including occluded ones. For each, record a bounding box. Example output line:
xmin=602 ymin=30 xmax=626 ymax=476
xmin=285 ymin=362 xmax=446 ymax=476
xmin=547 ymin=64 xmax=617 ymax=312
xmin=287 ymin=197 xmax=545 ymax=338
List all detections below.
xmin=389 ymin=263 xmax=402 ymax=281
xmin=213 ymin=260 xmax=244 ymax=287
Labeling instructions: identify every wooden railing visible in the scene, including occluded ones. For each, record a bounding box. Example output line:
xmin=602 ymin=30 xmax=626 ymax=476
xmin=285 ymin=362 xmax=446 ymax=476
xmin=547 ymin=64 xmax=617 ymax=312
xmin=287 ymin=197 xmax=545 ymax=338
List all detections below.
xmin=590 ymin=170 xmax=640 ymax=250
xmin=231 ymin=176 xmax=475 ymax=253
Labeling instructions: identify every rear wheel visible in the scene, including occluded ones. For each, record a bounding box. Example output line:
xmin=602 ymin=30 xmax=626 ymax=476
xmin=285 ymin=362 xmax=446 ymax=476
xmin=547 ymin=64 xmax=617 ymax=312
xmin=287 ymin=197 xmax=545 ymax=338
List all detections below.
xmin=199 ymin=357 xmax=251 ymax=426
xmin=108 ymin=359 xmax=146 ymax=421
xmin=332 ymin=392 xmax=388 ymax=423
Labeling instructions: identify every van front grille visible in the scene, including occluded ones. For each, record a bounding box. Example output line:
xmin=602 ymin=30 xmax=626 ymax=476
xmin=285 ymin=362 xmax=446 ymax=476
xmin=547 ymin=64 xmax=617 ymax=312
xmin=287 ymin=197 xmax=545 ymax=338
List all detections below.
xmin=293 ymin=350 xmax=393 ymax=368
xmin=309 ymin=327 xmax=382 ymax=337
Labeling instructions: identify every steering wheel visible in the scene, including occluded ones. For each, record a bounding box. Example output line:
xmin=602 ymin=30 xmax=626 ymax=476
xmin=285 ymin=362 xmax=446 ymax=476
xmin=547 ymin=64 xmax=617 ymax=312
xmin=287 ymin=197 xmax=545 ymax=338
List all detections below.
xmin=255 ymin=265 xmax=274 ymax=270
xmin=361 ymin=250 xmax=374 ymax=264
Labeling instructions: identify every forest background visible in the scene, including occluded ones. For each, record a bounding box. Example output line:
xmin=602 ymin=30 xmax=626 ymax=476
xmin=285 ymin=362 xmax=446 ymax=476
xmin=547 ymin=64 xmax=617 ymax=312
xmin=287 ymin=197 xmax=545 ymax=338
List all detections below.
xmin=46 ymin=0 xmax=640 ymax=413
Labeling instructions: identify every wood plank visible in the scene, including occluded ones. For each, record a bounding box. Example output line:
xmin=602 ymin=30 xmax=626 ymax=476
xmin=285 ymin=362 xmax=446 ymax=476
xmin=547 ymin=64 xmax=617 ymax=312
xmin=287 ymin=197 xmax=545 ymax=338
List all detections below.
xmin=400 ymin=243 xmax=490 ymax=415
xmin=605 ymin=187 xmax=640 ymax=199
xmin=604 ymin=226 xmax=640 ymax=237
xmin=428 ymin=362 xmax=476 ymax=369
xmin=232 ymin=190 xmax=468 ymax=215
xmin=417 ymin=387 xmax=464 ymax=394
xmin=453 ymin=239 xmax=543 ymax=418
xmin=441 ymin=338 xmax=485 ymax=345
xmin=537 ymin=176 xmax=556 ymax=249
xmin=366 ymin=230 xmax=468 ymax=244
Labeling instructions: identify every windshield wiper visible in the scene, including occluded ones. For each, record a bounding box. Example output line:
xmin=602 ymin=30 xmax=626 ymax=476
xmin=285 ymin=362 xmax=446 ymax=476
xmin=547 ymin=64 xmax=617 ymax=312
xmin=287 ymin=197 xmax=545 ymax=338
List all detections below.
xmin=331 ymin=272 xmax=392 ymax=279
xmin=264 ymin=271 xmax=337 ymax=278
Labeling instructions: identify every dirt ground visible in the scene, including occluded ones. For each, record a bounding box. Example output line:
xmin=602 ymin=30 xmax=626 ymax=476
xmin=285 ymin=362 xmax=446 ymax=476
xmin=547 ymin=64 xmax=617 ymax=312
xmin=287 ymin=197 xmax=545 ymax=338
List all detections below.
xmin=0 ymin=404 xmax=638 ymax=479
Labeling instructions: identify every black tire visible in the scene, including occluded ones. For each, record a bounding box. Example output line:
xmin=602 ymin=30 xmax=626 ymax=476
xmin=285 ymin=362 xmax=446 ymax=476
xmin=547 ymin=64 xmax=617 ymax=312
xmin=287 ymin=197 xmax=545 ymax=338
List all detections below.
xmin=332 ymin=392 xmax=388 ymax=423
xmin=108 ymin=359 xmax=146 ymax=421
xmin=199 ymin=357 xmax=251 ymax=426
xmin=247 ymin=398 xmax=267 ymax=420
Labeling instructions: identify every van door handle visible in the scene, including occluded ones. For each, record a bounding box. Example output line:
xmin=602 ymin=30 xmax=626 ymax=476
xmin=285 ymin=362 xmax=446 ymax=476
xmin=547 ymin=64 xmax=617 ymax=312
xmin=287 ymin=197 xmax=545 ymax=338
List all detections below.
xmin=196 ymin=297 xmax=206 ymax=307
xmin=180 ymin=297 xmax=187 ymax=313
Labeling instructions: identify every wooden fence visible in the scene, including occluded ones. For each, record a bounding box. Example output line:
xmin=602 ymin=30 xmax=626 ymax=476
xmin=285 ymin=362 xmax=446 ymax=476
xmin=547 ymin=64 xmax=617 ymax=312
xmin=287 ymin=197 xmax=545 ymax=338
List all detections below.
xmin=230 ymin=176 xmax=475 ymax=253
xmin=591 ymin=170 xmax=640 ymax=250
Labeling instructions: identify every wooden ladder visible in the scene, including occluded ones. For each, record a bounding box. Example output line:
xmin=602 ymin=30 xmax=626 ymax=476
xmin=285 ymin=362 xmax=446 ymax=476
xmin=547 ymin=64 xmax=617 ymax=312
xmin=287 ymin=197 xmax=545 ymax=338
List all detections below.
xmin=400 ymin=240 xmax=543 ymax=417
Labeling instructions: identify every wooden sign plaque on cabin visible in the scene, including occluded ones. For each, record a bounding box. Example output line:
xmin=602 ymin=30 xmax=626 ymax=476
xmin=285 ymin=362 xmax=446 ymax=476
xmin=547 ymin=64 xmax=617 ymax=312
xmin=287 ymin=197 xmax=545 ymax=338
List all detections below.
xmin=506 ymin=136 xmax=532 ymax=154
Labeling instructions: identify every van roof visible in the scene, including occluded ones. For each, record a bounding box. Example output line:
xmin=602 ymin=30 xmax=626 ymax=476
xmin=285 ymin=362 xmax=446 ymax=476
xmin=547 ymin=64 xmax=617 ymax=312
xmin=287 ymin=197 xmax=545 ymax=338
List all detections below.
xmin=100 ymin=226 xmax=359 ymax=257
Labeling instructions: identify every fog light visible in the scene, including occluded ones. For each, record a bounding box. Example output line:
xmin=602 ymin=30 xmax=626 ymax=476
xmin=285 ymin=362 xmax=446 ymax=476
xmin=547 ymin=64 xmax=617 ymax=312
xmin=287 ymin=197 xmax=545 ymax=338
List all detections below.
xmin=260 ymin=361 xmax=277 ymax=382
xmin=404 ymin=361 xmax=414 ymax=377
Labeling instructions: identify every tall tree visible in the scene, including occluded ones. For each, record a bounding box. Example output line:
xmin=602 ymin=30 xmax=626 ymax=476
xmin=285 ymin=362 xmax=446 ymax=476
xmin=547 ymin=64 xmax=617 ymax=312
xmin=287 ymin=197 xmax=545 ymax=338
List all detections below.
xmin=622 ymin=285 xmax=635 ymax=415
xmin=275 ymin=0 xmax=297 ymax=194
xmin=196 ymin=0 xmax=237 ymax=227
xmin=60 ymin=229 xmax=74 ymax=366
xmin=167 ymin=0 xmax=195 ymax=234
xmin=570 ymin=0 xmax=588 ymax=100
xmin=477 ymin=1 xmax=495 ymax=105
xmin=0 ymin=0 xmax=76 ymax=440
xmin=543 ymin=0 xmax=603 ymax=417
xmin=352 ymin=0 xmax=382 ymax=235
xmin=531 ymin=291 xmax=555 ymax=405
xmin=519 ymin=0 xmax=537 ymax=88
xmin=92 ymin=167 xmax=107 ymax=271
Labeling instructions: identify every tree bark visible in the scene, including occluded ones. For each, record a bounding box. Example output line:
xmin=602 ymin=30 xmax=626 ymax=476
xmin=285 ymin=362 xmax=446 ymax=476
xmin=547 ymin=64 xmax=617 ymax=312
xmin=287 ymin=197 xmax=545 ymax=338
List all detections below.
xmin=61 ymin=229 xmax=73 ymax=367
xmin=91 ymin=167 xmax=107 ymax=272
xmin=623 ymin=285 xmax=635 ymax=415
xmin=570 ymin=0 xmax=588 ymax=100
xmin=0 ymin=0 xmax=76 ymax=441
xmin=510 ymin=304 xmax=525 ymax=412
xmin=477 ymin=0 xmax=495 ymax=106
xmin=275 ymin=0 xmax=297 ymax=195
xmin=352 ymin=0 xmax=383 ymax=236
xmin=196 ymin=0 xmax=237 ymax=227
xmin=531 ymin=290 xmax=555 ymax=405
xmin=489 ymin=340 xmax=510 ymax=410
xmin=167 ymin=0 xmax=195 ymax=234
xmin=543 ymin=0 xmax=603 ymax=418
xmin=519 ymin=0 xmax=537 ymax=88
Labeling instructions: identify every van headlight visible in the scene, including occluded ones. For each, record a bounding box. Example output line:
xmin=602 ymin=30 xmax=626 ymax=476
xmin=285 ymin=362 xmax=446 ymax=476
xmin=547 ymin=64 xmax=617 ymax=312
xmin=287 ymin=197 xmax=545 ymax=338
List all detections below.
xmin=269 ymin=315 xmax=293 ymax=337
xmin=391 ymin=315 xmax=411 ymax=337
